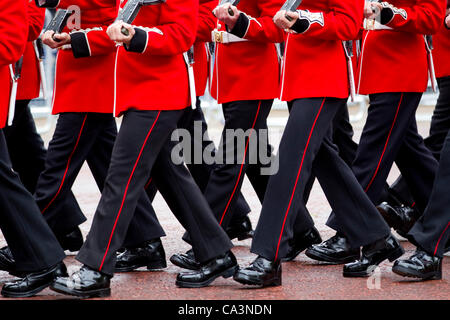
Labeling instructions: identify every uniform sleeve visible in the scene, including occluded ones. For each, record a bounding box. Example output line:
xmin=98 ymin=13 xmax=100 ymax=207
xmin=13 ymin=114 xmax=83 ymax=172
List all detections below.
xmin=290 ymin=0 xmax=364 ymax=41
xmin=379 ymin=0 xmax=446 ymax=34
xmin=35 ymin=0 xmax=109 ymax=10
xmin=196 ymin=0 xmax=217 ymax=43
xmin=0 ymin=0 xmax=28 ymax=65
xmin=229 ymin=0 xmax=285 ymax=43
xmin=70 ymin=27 xmax=116 ymax=58
xmin=27 ymin=0 xmax=46 ymax=40
xmin=125 ymin=0 xmax=198 ymax=55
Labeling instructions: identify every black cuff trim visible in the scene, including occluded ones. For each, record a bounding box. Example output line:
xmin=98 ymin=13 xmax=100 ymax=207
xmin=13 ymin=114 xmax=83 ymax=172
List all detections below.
xmin=291 ymin=18 xmax=310 ymax=34
xmin=35 ymin=0 xmax=60 ymax=8
xmin=124 ymin=28 xmax=147 ymax=53
xmin=380 ymin=7 xmax=394 ymax=25
xmin=70 ymin=32 xmax=91 ymax=58
xmin=229 ymin=13 xmax=249 ymax=38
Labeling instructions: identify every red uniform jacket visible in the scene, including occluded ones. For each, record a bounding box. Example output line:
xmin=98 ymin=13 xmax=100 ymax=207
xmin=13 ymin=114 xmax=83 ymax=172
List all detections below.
xmin=114 ymin=0 xmax=198 ymax=115
xmin=280 ymin=0 xmax=364 ymax=102
xmin=0 ymin=0 xmax=28 ymax=129
xmin=194 ymin=0 xmax=216 ymax=97
xmin=37 ymin=0 xmax=118 ymax=115
xmin=211 ymin=0 xmax=284 ymax=104
xmin=357 ymin=0 xmax=446 ymax=95
xmin=17 ymin=1 xmax=46 ymax=101
xmin=434 ymin=22 xmax=450 ymax=78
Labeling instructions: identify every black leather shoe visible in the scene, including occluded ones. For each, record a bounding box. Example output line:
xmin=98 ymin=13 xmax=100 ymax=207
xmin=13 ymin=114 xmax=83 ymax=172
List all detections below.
xmin=50 ymin=265 xmax=111 ymax=298
xmin=0 ymin=246 xmax=24 ymax=277
xmin=283 ymin=227 xmax=322 ymax=262
xmin=233 ymin=256 xmax=281 ymax=287
xmin=377 ymin=202 xmax=420 ymax=236
xmin=176 ymin=251 xmax=238 ymax=288
xmin=56 ymin=227 xmax=84 ymax=252
xmin=170 ymin=249 xmax=201 ymax=271
xmin=1 ymin=262 xmax=67 ymax=298
xmin=343 ymin=234 xmax=404 ymax=277
xmin=392 ymin=249 xmax=442 ymax=280
xmin=225 ymin=216 xmax=254 ymax=241
xmin=115 ymin=239 xmax=166 ymax=272
xmin=305 ymin=233 xmax=360 ymax=264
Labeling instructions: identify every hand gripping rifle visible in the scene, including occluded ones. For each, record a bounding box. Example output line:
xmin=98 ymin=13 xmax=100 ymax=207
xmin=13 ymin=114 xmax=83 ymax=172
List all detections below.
xmin=280 ymin=0 xmax=303 ymax=22
xmin=218 ymin=0 xmax=241 ymax=16
xmin=44 ymin=9 xmax=74 ymax=42
xmin=117 ymin=0 xmax=166 ymax=36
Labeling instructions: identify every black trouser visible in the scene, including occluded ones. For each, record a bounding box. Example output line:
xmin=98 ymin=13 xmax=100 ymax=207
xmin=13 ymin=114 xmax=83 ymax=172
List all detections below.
xmin=77 ymin=109 xmax=232 ymax=276
xmin=390 ymin=77 xmax=450 ymax=209
xmin=3 ymin=100 xmax=85 ymax=235
xmin=408 ymin=129 xmax=450 ymax=258
xmin=0 ymin=130 xmax=65 ymax=272
xmin=292 ymin=100 xmax=359 ymax=234
xmin=251 ymin=98 xmax=390 ymax=261
xmin=34 ymin=112 xmax=165 ymax=242
xmin=145 ymin=98 xmax=251 ymax=224
xmin=327 ymin=92 xmax=439 ymax=232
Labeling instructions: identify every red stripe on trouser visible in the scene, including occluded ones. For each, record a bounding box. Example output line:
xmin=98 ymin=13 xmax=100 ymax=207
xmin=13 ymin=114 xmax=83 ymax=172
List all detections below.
xmin=365 ymin=94 xmax=403 ymax=192
xmin=219 ymin=101 xmax=262 ymax=225
xmin=274 ymin=98 xmax=326 ymax=261
xmin=434 ymin=221 xmax=450 ymax=255
xmin=144 ymin=177 xmax=153 ymax=190
xmin=41 ymin=114 xmax=88 ymax=214
xmin=99 ymin=111 xmax=161 ymax=271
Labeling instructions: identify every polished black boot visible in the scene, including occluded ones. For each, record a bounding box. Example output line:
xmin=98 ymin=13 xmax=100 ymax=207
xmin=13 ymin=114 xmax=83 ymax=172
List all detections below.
xmin=0 ymin=246 xmax=24 ymax=277
xmin=233 ymin=256 xmax=281 ymax=287
xmin=343 ymin=234 xmax=404 ymax=277
xmin=50 ymin=265 xmax=111 ymax=298
xmin=115 ymin=238 xmax=166 ymax=272
xmin=1 ymin=262 xmax=67 ymax=298
xmin=175 ymin=251 xmax=238 ymax=288
xmin=377 ymin=202 xmax=420 ymax=237
xmin=305 ymin=233 xmax=360 ymax=264
xmin=170 ymin=249 xmax=200 ymax=271
xmin=392 ymin=249 xmax=442 ymax=280
xmin=283 ymin=226 xmax=322 ymax=262
xmin=56 ymin=227 xmax=84 ymax=252
xmin=225 ymin=216 xmax=254 ymax=241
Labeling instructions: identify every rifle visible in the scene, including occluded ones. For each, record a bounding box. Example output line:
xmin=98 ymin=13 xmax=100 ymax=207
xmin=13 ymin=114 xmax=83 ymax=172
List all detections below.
xmin=44 ymin=9 xmax=74 ymax=42
xmin=280 ymin=0 xmax=303 ymax=21
xmin=117 ymin=0 xmax=166 ymax=36
xmin=218 ymin=0 xmax=241 ymax=16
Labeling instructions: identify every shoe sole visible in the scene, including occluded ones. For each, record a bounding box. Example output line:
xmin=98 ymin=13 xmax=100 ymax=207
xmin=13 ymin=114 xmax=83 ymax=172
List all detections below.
xmin=175 ymin=265 xmax=238 ymax=288
xmin=233 ymin=274 xmax=281 ymax=287
xmin=305 ymin=249 xmax=360 ymax=265
xmin=392 ymin=265 xmax=442 ymax=280
xmin=1 ymin=283 xmax=51 ymax=298
xmin=169 ymin=256 xmax=200 ymax=271
xmin=343 ymin=246 xmax=405 ymax=278
xmin=115 ymin=260 xmax=167 ymax=272
xmin=50 ymin=282 xmax=111 ymax=298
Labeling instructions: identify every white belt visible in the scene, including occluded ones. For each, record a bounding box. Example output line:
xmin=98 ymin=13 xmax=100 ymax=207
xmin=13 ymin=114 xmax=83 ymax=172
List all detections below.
xmin=211 ymin=30 xmax=248 ymax=44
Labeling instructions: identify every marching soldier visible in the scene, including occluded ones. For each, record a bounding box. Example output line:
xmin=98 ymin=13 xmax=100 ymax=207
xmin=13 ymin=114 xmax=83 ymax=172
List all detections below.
xmin=0 ymin=0 xmax=67 ymax=298
xmin=49 ymin=0 xmax=237 ymax=298
xmin=310 ymin=0 xmax=446 ymax=266
xmin=234 ymin=0 xmax=404 ymax=287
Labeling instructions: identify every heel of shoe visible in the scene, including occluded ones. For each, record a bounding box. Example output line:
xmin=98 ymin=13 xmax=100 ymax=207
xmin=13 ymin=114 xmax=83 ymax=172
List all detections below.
xmin=147 ymin=260 xmax=167 ymax=270
xmin=388 ymin=246 xmax=405 ymax=262
xmin=222 ymin=265 xmax=239 ymax=279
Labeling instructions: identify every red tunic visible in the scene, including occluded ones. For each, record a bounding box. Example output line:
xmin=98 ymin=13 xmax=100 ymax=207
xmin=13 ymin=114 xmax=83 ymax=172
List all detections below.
xmin=37 ymin=0 xmax=118 ymax=115
xmin=357 ymin=0 xmax=446 ymax=95
xmin=211 ymin=0 xmax=284 ymax=104
xmin=0 ymin=0 xmax=28 ymax=129
xmin=433 ymin=23 xmax=450 ymax=78
xmin=114 ymin=0 xmax=198 ymax=115
xmin=17 ymin=1 xmax=46 ymax=101
xmin=280 ymin=0 xmax=364 ymax=102
xmin=194 ymin=0 xmax=216 ymax=97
